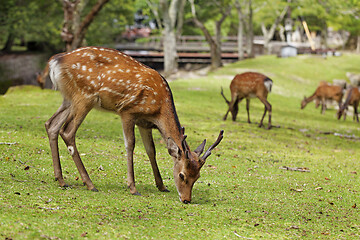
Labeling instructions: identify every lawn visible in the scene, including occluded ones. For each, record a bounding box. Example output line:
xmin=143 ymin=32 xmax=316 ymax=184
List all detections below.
xmin=1 ymin=53 xmax=359 ymax=239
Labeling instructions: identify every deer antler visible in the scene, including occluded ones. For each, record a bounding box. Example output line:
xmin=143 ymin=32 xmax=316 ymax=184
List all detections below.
xmin=181 ymin=127 xmax=192 ymax=160
xmin=201 ymin=130 xmax=224 ymax=161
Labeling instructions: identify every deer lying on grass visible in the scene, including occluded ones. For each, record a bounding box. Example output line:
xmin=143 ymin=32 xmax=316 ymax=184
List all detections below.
xmin=337 ymin=87 xmax=360 ymax=122
xmin=301 ymin=83 xmax=343 ymax=114
xmin=221 ymin=72 xmax=273 ymax=129
xmin=45 ymin=46 xmax=224 ymax=203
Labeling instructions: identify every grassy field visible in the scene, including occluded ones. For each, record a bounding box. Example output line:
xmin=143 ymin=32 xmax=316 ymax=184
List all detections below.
xmin=1 ymin=53 xmax=360 ymax=239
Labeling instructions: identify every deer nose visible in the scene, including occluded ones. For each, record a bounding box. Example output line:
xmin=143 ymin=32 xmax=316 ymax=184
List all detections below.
xmin=183 ymin=200 xmax=191 ymax=204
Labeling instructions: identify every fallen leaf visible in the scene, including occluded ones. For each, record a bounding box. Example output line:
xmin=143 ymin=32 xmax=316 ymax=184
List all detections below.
xmin=352 ymin=203 xmax=357 ymax=208
xmin=325 ymin=177 xmax=330 ymax=180
xmin=81 ymin=232 xmax=87 ymax=237
xmin=315 ymin=187 xmax=323 ymax=190
xmin=24 ymin=166 xmax=30 ymax=171
xmin=290 ymin=188 xmax=303 ymax=192
xmin=350 ymin=171 xmax=357 ymax=174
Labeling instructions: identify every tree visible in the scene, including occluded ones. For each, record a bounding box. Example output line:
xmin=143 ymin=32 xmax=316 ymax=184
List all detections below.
xmin=60 ymin=0 xmax=110 ymax=51
xmin=0 ymin=0 xmax=63 ymax=52
xmin=160 ymin=0 xmax=186 ymax=76
xmin=189 ymin=0 xmax=231 ymax=69
xmin=235 ymin=0 xmax=256 ymax=59
xmin=260 ymin=2 xmax=289 ymax=54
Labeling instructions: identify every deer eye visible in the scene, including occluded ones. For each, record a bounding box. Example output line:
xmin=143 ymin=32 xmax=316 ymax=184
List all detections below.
xmin=179 ymin=172 xmax=185 ymax=181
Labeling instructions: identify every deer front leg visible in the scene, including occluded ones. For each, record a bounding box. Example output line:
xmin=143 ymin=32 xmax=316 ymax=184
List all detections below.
xmin=121 ymin=117 xmax=140 ymax=196
xmin=223 ymin=108 xmax=230 ymax=121
xmin=45 ymin=101 xmax=71 ymax=187
xmin=138 ymin=127 xmax=169 ymax=192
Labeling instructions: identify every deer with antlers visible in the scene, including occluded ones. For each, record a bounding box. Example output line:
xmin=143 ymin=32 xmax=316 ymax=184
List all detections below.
xmin=301 ymin=83 xmax=343 ymax=114
xmin=221 ymin=72 xmax=273 ymax=129
xmin=45 ymin=46 xmax=224 ymax=203
xmin=337 ymin=87 xmax=360 ymax=122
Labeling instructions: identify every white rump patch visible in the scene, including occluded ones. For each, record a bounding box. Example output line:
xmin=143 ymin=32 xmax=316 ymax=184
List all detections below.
xmin=49 ymin=59 xmax=62 ymax=90
xmin=264 ymin=79 xmax=273 ymax=92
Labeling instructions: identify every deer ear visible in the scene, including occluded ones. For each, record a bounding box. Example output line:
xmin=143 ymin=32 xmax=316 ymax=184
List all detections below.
xmin=194 ymin=139 xmax=206 ymax=156
xmin=167 ymin=138 xmax=181 ymax=159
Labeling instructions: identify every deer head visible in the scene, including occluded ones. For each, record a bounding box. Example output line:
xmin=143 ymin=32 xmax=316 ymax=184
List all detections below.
xmin=167 ymin=129 xmax=224 ymax=203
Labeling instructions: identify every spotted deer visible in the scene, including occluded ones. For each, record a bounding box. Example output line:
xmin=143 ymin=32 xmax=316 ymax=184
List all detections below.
xmin=301 ymin=83 xmax=343 ymax=114
xmin=221 ymin=72 xmax=273 ymax=129
xmin=337 ymin=87 xmax=360 ymax=122
xmin=45 ymin=46 xmax=224 ymax=203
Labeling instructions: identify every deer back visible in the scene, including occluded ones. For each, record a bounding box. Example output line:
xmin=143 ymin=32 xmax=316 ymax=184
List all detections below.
xmin=49 ymin=47 xmax=174 ymax=118
xmin=230 ymin=72 xmax=272 ymax=98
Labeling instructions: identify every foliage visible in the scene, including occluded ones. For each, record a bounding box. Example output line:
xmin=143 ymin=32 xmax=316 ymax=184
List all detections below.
xmin=1 ymin=54 xmax=360 ymax=239
xmin=86 ymin=0 xmax=134 ymax=46
xmin=0 ymin=0 xmax=63 ymax=50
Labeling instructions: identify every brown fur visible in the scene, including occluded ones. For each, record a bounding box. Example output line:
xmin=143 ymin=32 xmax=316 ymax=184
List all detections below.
xmin=301 ymin=84 xmax=343 ymax=114
xmin=45 ymin=47 xmax=223 ymax=203
xmin=337 ymin=87 xmax=360 ymax=122
xmin=221 ymin=72 xmax=273 ymax=129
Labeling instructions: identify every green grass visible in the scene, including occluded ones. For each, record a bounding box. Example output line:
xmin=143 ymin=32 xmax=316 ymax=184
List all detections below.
xmin=1 ymin=54 xmax=360 ymax=239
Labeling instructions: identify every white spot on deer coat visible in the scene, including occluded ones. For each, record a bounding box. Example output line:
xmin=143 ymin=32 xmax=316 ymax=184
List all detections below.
xmin=68 ymin=146 xmax=75 ymax=156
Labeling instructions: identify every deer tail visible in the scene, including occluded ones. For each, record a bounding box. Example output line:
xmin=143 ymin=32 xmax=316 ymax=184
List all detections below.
xmin=264 ymin=77 xmax=273 ymax=92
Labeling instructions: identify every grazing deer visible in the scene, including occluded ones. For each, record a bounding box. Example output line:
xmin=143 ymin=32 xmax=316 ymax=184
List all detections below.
xmin=221 ymin=72 xmax=273 ymax=129
xmin=337 ymin=87 xmax=360 ymax=122
xmin=36 ymin=64 xmax=50 ymax=89
xmin=45 ymin=46 xmax=224 ymax=203
xmin=301 ymin=84 xmax=343 ymax=114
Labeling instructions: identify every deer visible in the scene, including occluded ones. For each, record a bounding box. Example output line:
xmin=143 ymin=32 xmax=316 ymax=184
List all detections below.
xmin=221 ymin=72 xmax=273 ymax=129
xmin=44 ymin=46 xmax=224 ymax=204
xmin=36 ymin=64 xmax=49 ymax=89
xmin=301 ymin=83 xmax=343 ymax=114
xmin=337 ymin=87 xmax=360 ymax=122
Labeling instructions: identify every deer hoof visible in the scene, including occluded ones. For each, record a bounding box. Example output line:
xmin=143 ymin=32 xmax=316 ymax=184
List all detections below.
xmin=132 ymin=191 xmax=141 ymax=196
xmin=90 ymin=187 xmax=99 ymax=192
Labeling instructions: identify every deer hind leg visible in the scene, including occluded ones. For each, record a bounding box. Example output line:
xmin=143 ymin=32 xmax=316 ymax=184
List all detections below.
xmin=59 ymin=103 xmax=97 ymax=191
xmin=45 ymin=100 xmax=71 ymax=187
xmin=258 ymin=97 xmax=272 ymax=129
xmin=138 ymin=127 xmax=169 ymax=192
xmin=121 ymin=115 xmax=140 ymax=196
xmin=246 ymin=98 xmax=251 ymax=123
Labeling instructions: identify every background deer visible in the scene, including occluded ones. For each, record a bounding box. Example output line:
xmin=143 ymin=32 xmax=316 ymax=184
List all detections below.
xmin=221 ymin=72 xmax=273 ymax=129
xmin=45 ymin=46 xmax=224 ymax=204
xmin=337 ymin=87 xmax=360 ymax=122
xmin=301 ymin=83 xmax=343 ymax=114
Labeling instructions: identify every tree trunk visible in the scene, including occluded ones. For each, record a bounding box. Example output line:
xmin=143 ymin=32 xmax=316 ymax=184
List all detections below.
xmin=189 ymin=0 xmax=223 ymax=69
xmin=163 ymin=28 xmax=178 ymax=76
xmin=235 ymin=0 xmax=245 ymax=60
xmin=357 ymin=36 xmax=360 ymax=53
xmin=1 ymin=32 xmax=15 ymax=52
xmin=160 ymin=0 xmax=183 ymax=76
xmin=261 ymin=5 xmax=289 ymax=54
xmin=247 ymin=0 xmax=254 ymax=58
xmin=61 ymin=0 xmax=109 ymax=51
